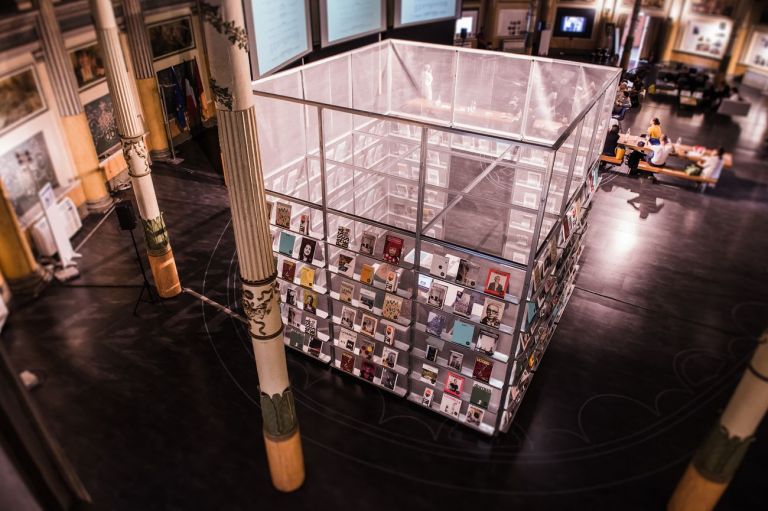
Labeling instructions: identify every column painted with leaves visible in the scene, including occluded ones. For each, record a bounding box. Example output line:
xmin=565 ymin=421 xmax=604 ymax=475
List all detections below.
xmin=90 ymin=0 xmax=181 ymax=298
xmin=201 ymin=0 xmax=304 ymax=491
xmin=35 ymin=0 xmax=112 ymax=212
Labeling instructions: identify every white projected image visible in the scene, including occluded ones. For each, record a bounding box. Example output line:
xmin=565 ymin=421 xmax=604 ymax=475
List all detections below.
xmin=325 ymin=0 xmax=383 ymax=45
xmin=562 ymin=16 xmax=586 ymax=34
xmin=251 ymin=0 xmax=310 ymax=77
xmin=399 ymin=0 xmax=458 ymax=26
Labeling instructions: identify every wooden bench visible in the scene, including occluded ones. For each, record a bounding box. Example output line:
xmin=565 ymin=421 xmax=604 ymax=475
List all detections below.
xmin=636 ymin=161 xmax=717 ymax=188
xmin=599 ymin=154 xmax=623 ymax=166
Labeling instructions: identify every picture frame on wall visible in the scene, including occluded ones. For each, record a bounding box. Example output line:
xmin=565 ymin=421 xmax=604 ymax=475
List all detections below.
xmin=686 ymin=0 xmax=736 ymax=17
xmin=677 ymin=17 xmax=733 ymax=59
xmin=68 ymin=42 xmax=106 ymax=90
xmin=0 ymin=66 xmax=46 ymax=136
xmin=148 ymin=16 xmax=195 ymax=60
xmin=0 ymin=132 xmax=58 ymax=218
xmin=84 ymin=94 xmax=120 ymax=159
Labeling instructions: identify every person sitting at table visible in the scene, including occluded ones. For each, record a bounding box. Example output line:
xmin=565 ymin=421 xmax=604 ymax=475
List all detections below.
xmin=647 ymin=118 xmax=662 ymax=143
xmin=615 ymin=81 xmax=628 ymax=102
xmin=647 ymin=136 xmax=673 ymax=167
xmin=603 ymin=125 xmax=621 ymax=156
xmin=613 ymin=91 xmax=631 ymax=117
xmin=698 ymin=147 xmax=726 ymax=183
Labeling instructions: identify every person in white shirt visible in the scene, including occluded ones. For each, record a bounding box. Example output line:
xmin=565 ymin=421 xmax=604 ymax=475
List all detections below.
xmin=647 ymin=136 xmax=674 ymax=167
xmin=698 ymin=148 xmax=726 ymax=181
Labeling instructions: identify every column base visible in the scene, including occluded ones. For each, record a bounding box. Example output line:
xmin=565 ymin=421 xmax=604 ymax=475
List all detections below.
xmin=668 ymin=464 xmax=726 ymax=511
xmin=150 ymin=148 xmax=172 ymax=162
xmin=147 ymin=249 xmax=181 ymax=298
xmin=7 ymin=267 xmax=51 ymax=297
xmin=263 ymin=428 xmax=305 ymax=492
xmin=85 ymin=194 xmax=115 ymax=214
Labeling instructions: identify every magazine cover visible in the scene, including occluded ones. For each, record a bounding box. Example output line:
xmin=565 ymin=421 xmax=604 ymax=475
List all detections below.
xmin=444 ymin=372 xmax=465 ymax=397
xmin=303 ymin=316 xmax=318 ymax=338
xmin=382 ymin=235 xmax=404 ymax=264
xmin=448 ymin=350 xmax=464 ymax=371
xmin=484 ymin=268 xmax=510 ymax=298
xmin=298 ymin=237 xmax=317 ymax=263
xmin=451 ymin=321 xmax=475 ymax=347
xmin=359 ymin=288 xmax=376 ymax=311
xmin=281 ymin=260 xmax=296 ymax=281
xmin=299 ymin=266 xmax=314 ymax=288
xmin=288 ymin=327 xmax=304 ymax=350
xmin=360 ymin=231 xmax=376 ymax=255
xmin=336 ymin=253 xmax=356 ymax=277
xmin=336 ymin=226 xmax=351 ymax=248
xmin=421 ymin=387 xmax=434 ymax=407
xmin=425 ymin=344 xmax=439 ymax=362
xmin=381 ymin=346 xmax=398 ymax=368
xmin=384 ymin=270 xmax=399 ymax=292
xmin=456 ymin=259 xmax=479 ymax=287
xmin=359 ymin=264 xmax=374 ymax=285
xmin=360 ymin=314 xmax=378 ymax=337
xmin=287 ymin=307 xmax=302 ymax=328
xmin=340 ymin=352 xmax=355 ymax=373
xmin=469 ymin=382 xmax=492 ymax=409
xmin=420 ymin=363 xmax=439 ymax=385
xmin=453 ymin=290 xmax=474 ymax=317
xmin=465 ymin=404 xmax=485 ymax=426
xmin=359 ymin=340 xmax=375 ymax=361
xmin=383 ymin=324 xmax=396 ymax=345
xmin=285 ymin=287 xmax=297 ymax=306
xmin=278 ymin=232 xmax=296 ymax=256
xmin=426 ymin=312 xmax=445 ymax=337
xmin=475 ymin=330 xmax=499 ymax=355
xmin=360 ymin=360 xmax=376 ymax=382
xmin=430 ymin=254 xmax=449 ymax=278
xmin=339 ymin=281 xmax=355 ymax=303
xmin=275 ymin=202 xmax=292 ymax=228
xmin=439 ymin=393 xmax=462 ymax=418
xmin=381 ymin=368 xmax=398 ymax=390
xmin=472 ymin=357 xmax=493 ymax=383
xmin=298 ymin=213 xmax=310 ymax=235
xmin=340 ymin=306 xmax=356 ymax=329
xmin=381 ymin=294 xmax=403 ymax=321
xmin=308 ymin=338 xmax=323 ymax=357
xmin=427 ymin=282 xmax=448 ymax=308
xmin=480 ymin=297 xmax=505 ymax=328
xmin=338 ymin=327 xmax=357 ymax=351
xmin=303 ymin=291 xmax=317 ymax=314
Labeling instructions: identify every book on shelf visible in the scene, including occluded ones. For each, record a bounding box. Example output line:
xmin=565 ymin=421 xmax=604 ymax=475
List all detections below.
xmin=336 ymin=226 xmax=351 ymax=248
xmin=472 ymin=357 xmax=493 ymax=383
xmin=279 ymin=232 xmax=296 ymax=256
xmin=360 ymin=313 xmax=378 ymax=337
xmin=299 ymin=267 xmax=315 ymax=288
xmin=285 ymin=287 xmax=298 ymax=306
xmin=360 ymin=360 xmax=375 ymax=382
xmin=267 ymin=200 xmax=274 ymax=220
xmin=425 ymin=344 xmax=439 ymax=362
xmin=447 ymin=350 xmax=463 ymax=372
xmin=480 ymin=297 xmax=504 ymax=328
xmin=337 ymin=253 xmax=356 ymax=278
xmin=469 ymin=382 xmax=492 ymax=409
xmin=281 ymin=260 xmax=296 ymax=282
xmin=383 ymin=324 xmax=396 ymax=345
xmin=381 ymin=294 xmax=403 ymax=321
xmin=359 ymin=339 xmax=375 ymax=361
xmin=303 ymin=291 xmax=317 ymax=314
xmin=453 ymin=290 xmax=474 ymax=317
xmin=298 ymin=237 xmax=317 ymax=264
xmin=287 ymin=307 xmax=302 ymax=328
xmin=439 ymin=393 xmax=461 ymax=418
xmin=381 ymin=368 xmax=398 ymax=390
xmin=420 ymin=363 xmax=439 ymax=385
xmin=288 ymin=327 xmax=304 ymax=350
xmin=465 ymin=404 xmax=485 ymax=426
xmin=418 ymin=274 xmax=433 ymax=293
xmin=339 ymin=281 xmax=355 ymax=303
xmin=359 ymin=264 xmax=374 ymax=285
xmin=383 ymin=235 xmax=404 ymax=264
xmin=340 ymin=352 xmax=355 ymax=373
xmin=381 ymin=346 xmax=398 ymax=368
xmin=430 ymin=254 xmax=449 ymax=279
xmin=338 ymin=327 xmax=357 ymax=351
xmin=444 ymin=372 xmax=465 ymax=397
xmin=340 ymin=306 xmax=357 ymax=329
xmin=275 ymin=202 xmax=292 ymax=228
xmin=426 ymin=312 xmax=445 ymax=337
xmin=476 ymin=330 xmax=499 ymax=355
xmin=308 ymin=337 xmax=323 ymax=357
xmin=451 ymin=321 xmax=474 ymax=348
xmin=304 ymin=317 xmax=318 ymax=338
xmin=298 ymin=213 xmax=310 ymax=235
xmin=359 ymin=288 xmax=376 ymax=311
xmin=484 ymin=269 xmax=510 ymax=298
xmin=427 ymin=281 xmax=448 ymax=308
xmin=421 ymin=387 xmax=434 ymax=406
xmin=360 ymin=231 xmax=377 ymax=255
xmin=384 ymin=269 xmax=399 ymax=292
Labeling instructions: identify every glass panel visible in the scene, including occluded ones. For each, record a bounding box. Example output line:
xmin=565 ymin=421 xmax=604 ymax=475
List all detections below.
xmin=524 ymin=60 xmax=583 ymax=144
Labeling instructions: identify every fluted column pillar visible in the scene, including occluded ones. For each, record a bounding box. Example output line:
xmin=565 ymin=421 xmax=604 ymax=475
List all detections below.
xmin=35 ymin=0 xmax=112 ymax=213
xmin=91 ymin=0 xmax=181 ymax=298
xmin=202 ymin=0 xmax=304 ymax=491
xmin=0 ymin=180 xmax=46 ymax=295
xmin=123 ymin=0 xmax=171 ymax=161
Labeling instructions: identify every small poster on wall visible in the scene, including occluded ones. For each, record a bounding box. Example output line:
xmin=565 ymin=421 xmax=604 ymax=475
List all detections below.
xmin=68 ymin=43 xmax=106 ymax=89
xmin=148 ymin=16 xmax=195 ymax=60
xmin=744 ymin=31 xmax=768 ymax=70
xmin=496 ymin=9 xmax=528 ymax=40
xmin=687 ymin=0 xmax=736 ymax=17
xmin=677 ymin=17 xmax=732 ymax=59
xmin=0 ymin=132 xmax=58 ymax=217
xmin=0 ymin=67 xmax=46 ymax=136
xmin=84 ymin=94 xmax=120 ymax=159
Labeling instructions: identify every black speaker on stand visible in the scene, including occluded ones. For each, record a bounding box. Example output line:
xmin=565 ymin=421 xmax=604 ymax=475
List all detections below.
xmin=115 ymin=201 xmax=158 ymax=315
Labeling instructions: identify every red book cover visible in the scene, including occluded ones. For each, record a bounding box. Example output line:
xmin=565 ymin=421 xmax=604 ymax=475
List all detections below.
xmin=383 ymin=235 xmax=404 ymax=264
xmin=281 ymin=260 xmax=296 ymax=281
xmin=472 ymin=357 xmax=493 ymax=383
xmin=340 ymin=352 xmax=355 ymax=373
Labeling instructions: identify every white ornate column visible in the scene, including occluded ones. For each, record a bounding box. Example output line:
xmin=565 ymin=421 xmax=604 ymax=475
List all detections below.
xmin=90 ymin=0 xmax=181 ymax=298
xmin=123 ymin=0 xmax=171 ymax=160
xmin=35 ymin=0 xmax=112 ymax=212
xmin=201 ymin=0 xmax=304 ymax=491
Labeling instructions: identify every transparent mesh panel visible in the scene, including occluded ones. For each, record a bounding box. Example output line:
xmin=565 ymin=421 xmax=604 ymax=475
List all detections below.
xmin=575 ymin=105 xmax=598 ymax=178
xmin=524 ymin=60 xmax=582 ymax=144
xmin=351 ymin=44 xmax=389 ymax=119
xmin=389 ymin=41 xmax=456 ymax=124
xmin=453 ymin=52 xmax=530 ymax=136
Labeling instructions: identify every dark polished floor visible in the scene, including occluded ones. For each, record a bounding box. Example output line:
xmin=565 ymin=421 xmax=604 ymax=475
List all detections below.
xmin=2 ymin=88 xmax=768 ymax=510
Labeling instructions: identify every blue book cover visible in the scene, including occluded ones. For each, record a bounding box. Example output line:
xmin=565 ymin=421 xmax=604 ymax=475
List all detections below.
xmin=279 ymin=232 xmax=296 ymax=256
xmin=526 ymin=301 xmax=538 ymax=327
xmin=451 ymin=320 xmax=474 ymax=347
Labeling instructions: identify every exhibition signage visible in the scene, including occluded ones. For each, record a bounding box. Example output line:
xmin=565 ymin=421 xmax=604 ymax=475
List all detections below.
xmin=244 ymin=0 xmax=312 ymax=78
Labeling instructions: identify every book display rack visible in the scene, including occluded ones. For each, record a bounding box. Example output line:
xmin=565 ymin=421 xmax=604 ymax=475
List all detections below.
xmin=253 ymin=40 xmax=620 ymax=435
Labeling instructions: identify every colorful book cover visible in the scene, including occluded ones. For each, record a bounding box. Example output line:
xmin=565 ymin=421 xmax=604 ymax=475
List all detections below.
xmin=336 ymin=226 xmax=351 ymax=248
xmin=380 ymin=368 xmax=398 ymax=390
xmin=359 ymin=340 xmax=375 ymax=361
xmin=453 ymin=290 xmax=474 ymax=317
xmin=340 ymin=306 xmax=356 ymax=329
xmin=359 ymin=288 xmax=376 ymax=311
xmin=360 ymin=360 xmax=375 ymax=382
xmin=421 ymin=387 xmax=434 ymax=407
xmin=465 ymin=404 xmax=485 ymax=426
xmin=381 ymin=294 xmax=403 ymax=321
xmin=308 ymin=337 xmax=323 ymax=357
xmin=359 ymin=264 xmax=374 ymax=285
xmin=360 ymin=314 xmax=378 ymax=337
xmin=472 ymin=357 xmax=493 ymax=383
xmin=287 ymin=307 xmax=302 ymax=328
xmin=420 ymin=363 xmax=439 ymax=385
xmin=430 ymin=254 xmax=449 ymax=278
xmin=302 ymin=291 xmax=317 ymax=314
xmin=439 ymin=393 xmax=462 ymax=418
xmin=480 ymin=297 xmax=504 ymax=328
xmin=299 ymin=266 xmax=315 ymax=288
xmin=381 ymin=346 xmax=398 ymax=368
xmin=281 ymin=260 xmax=296 ymax=281
xmin=383 ymin=324 xmax=396 ymax=345
xmin=444 ymin=372 xmax=465 ymax=397
xmin=456 ymin=259 xmax=479 ymax=287
xmin=451 ymin=321 xmax=475 ymax=347
xmin=475 ymin=330 xmax=498 ymax=355
xmin=303 ymin=316 xmax=318 ymax=338
xmin=526 ymin=301 xmax=538 ymax=327
xmin=427 ymin=282 xmax=448 ymax=308
xmin=340 ymin=352 xmax=355 ymax=373
xmin=448 ymin=350 xmax=464 ymax=372
xmin=298 ymin=237 xmax=317 ymax=264
xmin=360 ymin=231 xmax=376 ymax=255
xmin=275 ymin=202 xmax=292 ymax=228
xmin=298 ymin=213 xmax=310 ymax=235
xmin=338 ymin=327 xmax=357 ymax=351
xmin=339 ymin=281 xmax=355 ymax=303
xmin=425 ymin=344 xmax=439 ymax=362
xmin=469 ymin=382 xmax=492 ymax=409
xmin=278 ymin=232 xmax=296 ymax=256
xmin=384 ymin=270 xmax=399 ymax=292
xmin=484 ymin=268 xmax=510 ymax=298
xmin=337 ymin=253 xmax=356 ymax=277
xmin=382 ymin=235 xmax=404 ymax=264
xmin=426 ymin=312 xmax=445 ymax=337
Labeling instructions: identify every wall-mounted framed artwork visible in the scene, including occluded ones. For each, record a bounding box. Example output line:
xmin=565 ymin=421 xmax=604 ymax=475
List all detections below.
xmin=68 ymin=42 xmax=106 ymax=90
xmin=0 ymin=66 xmax=47 ymax=137
xmin=84 ymin=94 xmax=120 ymax=159
xmin=686 ymin=0 xmax=737 ymax=17
xmin=496 ymin=8 xmax=529 ymax=41
xmin=0 ymin=132 xmax=58 ymax=217
xmin=620 ymin=0 xmax=668 ymax=15
xmin=743 ymin=30 xmax=768 ymax=70
xmin=148 ymin=16 xmax=195 ymax=61
xmin=677 ymin=16 xmax=732 ymax=59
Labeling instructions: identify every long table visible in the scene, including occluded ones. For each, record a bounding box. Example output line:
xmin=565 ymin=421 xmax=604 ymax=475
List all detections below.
xmin=618 ymin=134 xmax=733 ymax=168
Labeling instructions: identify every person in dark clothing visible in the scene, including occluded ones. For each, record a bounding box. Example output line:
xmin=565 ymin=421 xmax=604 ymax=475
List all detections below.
xmin=627 ymin=145 xmax=646 ymax=178
xmin=603 ymin=125 xmax=621 ymax=156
